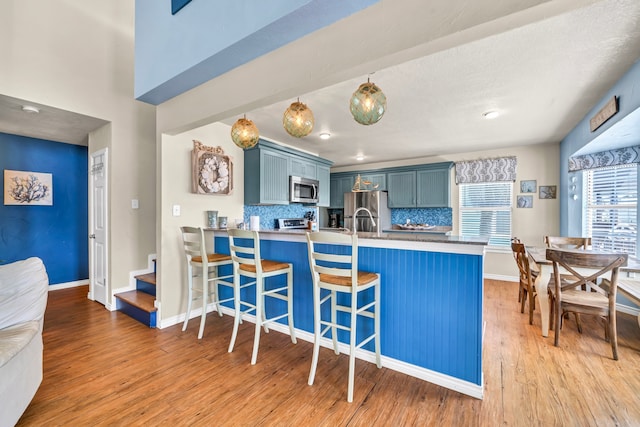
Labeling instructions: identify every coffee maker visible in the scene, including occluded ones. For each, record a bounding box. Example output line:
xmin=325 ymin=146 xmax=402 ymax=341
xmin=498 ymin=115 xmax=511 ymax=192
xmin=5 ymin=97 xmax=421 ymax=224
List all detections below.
xmin=329 ymin=213 xmax=339 ymax=228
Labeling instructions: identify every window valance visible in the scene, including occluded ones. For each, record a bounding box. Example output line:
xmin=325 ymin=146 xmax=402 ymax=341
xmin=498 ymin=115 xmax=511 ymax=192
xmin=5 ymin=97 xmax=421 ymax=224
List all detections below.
xmin=455 ymin=156 xmax=517 ymax=184
xmin=569 ymin=146 xmax=640 ymax=172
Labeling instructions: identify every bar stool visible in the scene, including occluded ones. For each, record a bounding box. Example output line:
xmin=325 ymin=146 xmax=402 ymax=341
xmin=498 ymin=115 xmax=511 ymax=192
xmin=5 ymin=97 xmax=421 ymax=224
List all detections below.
xmin=306 ymin=231 xmax=381 ymax=402
xmin=227 ymin=229 xmax=296 ymax=365
xmin=180 ymin=226 xmax=234 ymax=339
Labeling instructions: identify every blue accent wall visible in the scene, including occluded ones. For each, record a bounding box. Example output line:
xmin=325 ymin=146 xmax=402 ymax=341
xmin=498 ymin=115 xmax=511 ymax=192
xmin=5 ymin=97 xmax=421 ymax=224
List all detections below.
xmin=214 ymin=236 xmax=483 ymax=385
xmin=135 ymin=0 xmax=379 ymax=104
xmin=0 ymin=133 xmax=88 ymax=285
xmin=560 ymin=59 xmax=640 ymax=235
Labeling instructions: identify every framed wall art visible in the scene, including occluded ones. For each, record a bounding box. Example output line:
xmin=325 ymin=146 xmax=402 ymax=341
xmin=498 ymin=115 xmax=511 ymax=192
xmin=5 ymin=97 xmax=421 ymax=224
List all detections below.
xmin=539 ymin=185 xmax=557 ymax=199
xmin=520 ymin=180 xmax=536 ymax=193
xmin=4 ymin=170 xmax=53 ymax=206
xmin=192 ymin=140 xmax=233 ymax=195
xmin=517 ymin=195 xmax=533 ymax=208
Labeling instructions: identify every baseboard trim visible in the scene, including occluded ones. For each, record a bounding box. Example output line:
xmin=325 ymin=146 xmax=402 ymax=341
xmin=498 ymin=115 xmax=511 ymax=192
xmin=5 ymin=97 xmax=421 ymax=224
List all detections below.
xmin=484 ymin=273 xmax=518 ymax=282
xmin=49 ymin=280 xmax=89 ymax=291
xmin=161 ymin=304 xmax=483 ymax=400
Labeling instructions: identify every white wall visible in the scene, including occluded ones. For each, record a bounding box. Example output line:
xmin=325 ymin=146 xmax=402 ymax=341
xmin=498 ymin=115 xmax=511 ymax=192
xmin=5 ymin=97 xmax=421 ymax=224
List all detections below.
xmin=158 ymin=122 xmax=245 ymax=323
xmin=0 ymin=0 xmax=157 ymax=302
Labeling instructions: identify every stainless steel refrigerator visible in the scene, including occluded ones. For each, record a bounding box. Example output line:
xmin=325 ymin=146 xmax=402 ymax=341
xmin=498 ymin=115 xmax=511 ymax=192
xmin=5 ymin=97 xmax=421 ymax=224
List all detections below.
xmin=344 ymin=190 xmax=391 ymax=233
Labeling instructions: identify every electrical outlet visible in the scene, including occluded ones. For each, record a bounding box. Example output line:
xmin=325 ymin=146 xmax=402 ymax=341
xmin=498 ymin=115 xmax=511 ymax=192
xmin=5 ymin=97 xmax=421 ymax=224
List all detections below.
xmin=172 ymin=205 xmax=181 ymax=216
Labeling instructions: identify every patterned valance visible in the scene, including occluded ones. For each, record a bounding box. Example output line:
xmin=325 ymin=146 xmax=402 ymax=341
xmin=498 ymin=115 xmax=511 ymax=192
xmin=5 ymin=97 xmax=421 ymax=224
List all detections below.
xmin=569 ymin=146 xmax=640 ymax=172
xmin=455 ymin=156 xmax=517 ymax=184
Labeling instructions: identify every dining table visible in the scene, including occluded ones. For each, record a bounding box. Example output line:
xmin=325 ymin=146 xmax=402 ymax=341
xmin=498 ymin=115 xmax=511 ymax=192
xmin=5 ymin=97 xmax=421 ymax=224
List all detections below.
xmin=526 ymin=246 xmax=640 ymax=337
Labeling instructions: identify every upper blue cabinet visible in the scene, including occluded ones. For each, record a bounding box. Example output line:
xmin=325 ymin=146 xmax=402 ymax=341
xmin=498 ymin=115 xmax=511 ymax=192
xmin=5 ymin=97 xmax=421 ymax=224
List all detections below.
xmin=331 ymin=162 xmax=453 ymax=209
xmin=244 ymin=140 xmax=333 ymax=206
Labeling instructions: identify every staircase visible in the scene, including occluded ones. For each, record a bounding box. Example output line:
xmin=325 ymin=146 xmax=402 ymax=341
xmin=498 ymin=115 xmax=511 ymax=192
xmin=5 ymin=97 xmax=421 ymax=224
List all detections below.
xmin=114 ymin=263 xmax=157 ymax=328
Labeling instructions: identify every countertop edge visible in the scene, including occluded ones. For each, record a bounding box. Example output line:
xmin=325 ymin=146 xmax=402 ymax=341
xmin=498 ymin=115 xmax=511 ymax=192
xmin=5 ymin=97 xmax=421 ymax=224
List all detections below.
xmin=206 ymin=228 xmax=488 ymax=256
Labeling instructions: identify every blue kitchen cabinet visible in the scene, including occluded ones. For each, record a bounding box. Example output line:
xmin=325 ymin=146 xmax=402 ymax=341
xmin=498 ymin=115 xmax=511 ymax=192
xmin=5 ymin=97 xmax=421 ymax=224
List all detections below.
xmin=417 ymin=168 xmax=450 ymax=207
xmin=387 ymin=171 xmax=417 ymax=207
xmin=317 ymin=164 xmax=330 ymax=207
xmin=360 ymin=173 xmax=386 ymax=191
xmin=290 ymin=157 xmax=317 ymax=179
xmin=245 ymin=140 xmax=333 ymax=205
xmin=388 ymin=164 xmax=452 ymax=208
xmin=249 ymin=148 xmax=290 ymax=204
xmin=330 ymin=175 xmax=354 ymax=208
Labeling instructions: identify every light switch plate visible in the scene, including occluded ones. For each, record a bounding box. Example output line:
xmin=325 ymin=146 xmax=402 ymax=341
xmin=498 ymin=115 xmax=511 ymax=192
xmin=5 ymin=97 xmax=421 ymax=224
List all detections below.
xmin=131 ymin=199 xmax=139 ymax=209
xmin=172 ymin=205 xmax=181 ymax=216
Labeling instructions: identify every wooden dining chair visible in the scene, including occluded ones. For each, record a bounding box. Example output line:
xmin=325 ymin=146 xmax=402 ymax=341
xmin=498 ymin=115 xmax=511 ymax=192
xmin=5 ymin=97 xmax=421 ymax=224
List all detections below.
xmin=511 ymin=240 xmax=538 ymax=324
xmin=544 ymin=236 xmax=592 ymax=250
xmin=546 ymin=248 xmax=627 ymax=360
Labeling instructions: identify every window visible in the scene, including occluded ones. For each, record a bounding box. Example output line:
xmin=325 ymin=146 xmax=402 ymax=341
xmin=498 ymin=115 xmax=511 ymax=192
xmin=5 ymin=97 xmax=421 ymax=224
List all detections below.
xmin=459 ymin=182 xmax=512 ymax=247
xmin=584 ymin=164 xmax=637 ymax=256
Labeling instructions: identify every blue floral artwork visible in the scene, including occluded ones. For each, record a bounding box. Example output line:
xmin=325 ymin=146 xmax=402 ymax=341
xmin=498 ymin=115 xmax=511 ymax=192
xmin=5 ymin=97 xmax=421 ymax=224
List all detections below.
xmin=4 ymin=170 xmax=53 ymax=206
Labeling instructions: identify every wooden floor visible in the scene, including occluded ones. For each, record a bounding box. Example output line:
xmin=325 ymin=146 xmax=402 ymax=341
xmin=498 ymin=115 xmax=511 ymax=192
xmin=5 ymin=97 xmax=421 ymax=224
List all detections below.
xmin=17 ymin=280 xmax=640 ymax=426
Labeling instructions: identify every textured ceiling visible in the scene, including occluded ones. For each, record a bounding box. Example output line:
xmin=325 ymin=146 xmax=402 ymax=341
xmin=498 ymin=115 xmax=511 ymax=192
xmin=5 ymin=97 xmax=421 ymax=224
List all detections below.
xmin=222 ymin=0 xmax=640 ymax=167
xmin=0 ymin=94 xmax=108 ymax=146
xmin=2 ymin=0 xmax=640 ymax=167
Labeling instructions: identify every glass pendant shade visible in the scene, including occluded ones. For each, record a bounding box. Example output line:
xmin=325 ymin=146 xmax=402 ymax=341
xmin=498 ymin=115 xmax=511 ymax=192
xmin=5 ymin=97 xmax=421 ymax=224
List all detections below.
xmin=283 ymin=100 xmax=314 ymax=138
xmin=230 ymin=116 xmax=259 ymax=149
xmin=349 ymin=79 xmax=387 ymax=125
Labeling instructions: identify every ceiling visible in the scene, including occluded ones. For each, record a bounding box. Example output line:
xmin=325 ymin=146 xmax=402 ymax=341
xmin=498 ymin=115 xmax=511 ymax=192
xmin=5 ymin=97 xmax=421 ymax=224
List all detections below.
xmin=219 ymin=0 xmax=640 ymax=167
xmin=2 ymin=0 xmax=640 ymax=167
xmin=0 ymin=94 xmax=108 ymax=146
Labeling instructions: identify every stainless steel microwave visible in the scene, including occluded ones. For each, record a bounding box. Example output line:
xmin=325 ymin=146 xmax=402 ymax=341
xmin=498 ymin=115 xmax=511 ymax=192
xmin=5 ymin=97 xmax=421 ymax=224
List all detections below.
xmin=289 ymin=176 xmax=319 ymax=204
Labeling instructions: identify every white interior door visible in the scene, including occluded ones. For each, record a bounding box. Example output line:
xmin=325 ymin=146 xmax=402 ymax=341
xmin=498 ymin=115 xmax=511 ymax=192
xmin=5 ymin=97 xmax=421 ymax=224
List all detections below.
xmin=89 ymin=148 xmax=108 ymax=306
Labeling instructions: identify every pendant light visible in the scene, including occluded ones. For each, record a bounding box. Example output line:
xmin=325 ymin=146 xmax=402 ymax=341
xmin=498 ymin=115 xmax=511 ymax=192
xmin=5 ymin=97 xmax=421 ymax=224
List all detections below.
xmin=230 ymin=115 xmax=259 ymax=149
xmin=283 ymin=98 xmax=314 ymax=138
xmin=349 ymin=77 xmax=387 ymax=125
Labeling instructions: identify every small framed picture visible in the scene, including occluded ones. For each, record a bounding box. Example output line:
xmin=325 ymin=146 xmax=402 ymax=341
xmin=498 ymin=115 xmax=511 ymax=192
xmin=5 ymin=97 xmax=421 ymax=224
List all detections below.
xmin=520 ymin=180 xmax=537 ymax=193
xmin=539 ymin=185 xmax=557 ymax=199
xmin=517 ymin=195 xmax=533 ymax=208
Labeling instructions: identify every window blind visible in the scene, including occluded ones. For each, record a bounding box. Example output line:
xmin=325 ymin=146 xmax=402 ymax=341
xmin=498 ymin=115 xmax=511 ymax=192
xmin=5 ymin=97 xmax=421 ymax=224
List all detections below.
xmin=585 ymin=164 xmax=637 ymax=256
xmin=460 ymin=181 xmax=512 ymax=247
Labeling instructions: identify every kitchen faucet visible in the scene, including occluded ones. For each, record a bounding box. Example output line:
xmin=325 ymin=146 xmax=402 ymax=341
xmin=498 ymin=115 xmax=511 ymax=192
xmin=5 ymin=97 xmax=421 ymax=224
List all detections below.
xmin=352 ymin=207 xmax=376 ymax=232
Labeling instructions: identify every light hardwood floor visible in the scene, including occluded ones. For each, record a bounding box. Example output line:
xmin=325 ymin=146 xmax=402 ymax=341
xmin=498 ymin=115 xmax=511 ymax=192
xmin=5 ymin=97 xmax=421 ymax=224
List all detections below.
xmin=17 ymin=280 xmax=640 ymax=426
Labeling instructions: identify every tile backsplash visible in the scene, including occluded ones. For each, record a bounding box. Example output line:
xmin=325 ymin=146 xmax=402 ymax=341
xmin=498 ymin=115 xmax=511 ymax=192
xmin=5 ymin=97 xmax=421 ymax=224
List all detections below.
xmin=244 ymin=204 xmax=313 ymax=230
xmin=391 ymin=208 xmax=452 ymax=226
xmin=242 ymin=205 xmax=452 ymax=230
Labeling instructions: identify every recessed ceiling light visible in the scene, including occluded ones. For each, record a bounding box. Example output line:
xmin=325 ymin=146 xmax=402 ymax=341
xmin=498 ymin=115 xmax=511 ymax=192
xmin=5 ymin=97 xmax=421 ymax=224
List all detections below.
xmin=22 ymin=105 xmax=40 ymax=114
xmin=355 ymin=155 xmax=365 ymax=161
xmin=483 ymin=110 xmax=499 ymax=119
xmin=319 ymin=132 xmax=331 ymax=140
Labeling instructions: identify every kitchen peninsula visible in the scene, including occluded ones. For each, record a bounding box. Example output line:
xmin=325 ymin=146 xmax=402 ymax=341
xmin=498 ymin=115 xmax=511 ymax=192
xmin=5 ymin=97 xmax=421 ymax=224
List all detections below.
xmin=211 ymin=229 xmax=487 ymax=398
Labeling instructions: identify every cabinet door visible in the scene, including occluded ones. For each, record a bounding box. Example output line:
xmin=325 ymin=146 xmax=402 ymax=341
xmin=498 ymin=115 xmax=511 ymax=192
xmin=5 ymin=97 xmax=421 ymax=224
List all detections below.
xmin=330 ymin=176 xmax=353 ymax=208
xmin=260 ymin=149 xmax=290 ymax=204
xmin=317 ymin=165 xmax=330 ymax=207
xmin=290 ymin=158 xmax=317 ymax=179
xmin=417 ymin=169 xmax=450 ymax=207
xmin=360 ymin=173 xmax=386 ymax=191
xmin=387 ymin=171 xmax=416 ymax=207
